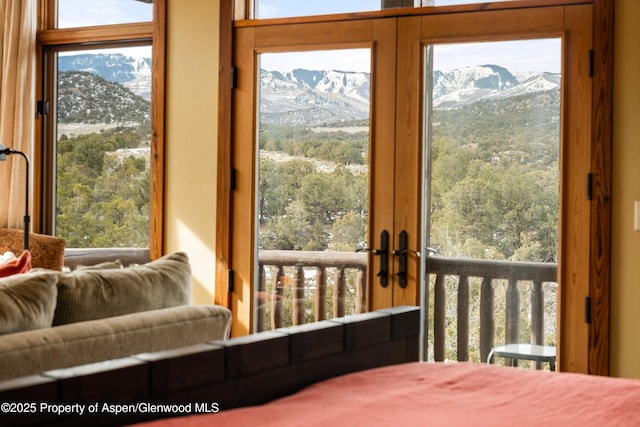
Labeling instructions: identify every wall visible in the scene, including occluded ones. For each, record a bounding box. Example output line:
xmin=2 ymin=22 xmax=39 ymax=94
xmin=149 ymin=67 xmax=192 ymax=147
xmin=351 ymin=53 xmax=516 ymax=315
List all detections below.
xmin=164 ymin=0 xmax=640 ymax=377
xmin=611 ymin=0 xmax=640 ymax=378
xmin=165 ymin=0 xmax=220 ymax=304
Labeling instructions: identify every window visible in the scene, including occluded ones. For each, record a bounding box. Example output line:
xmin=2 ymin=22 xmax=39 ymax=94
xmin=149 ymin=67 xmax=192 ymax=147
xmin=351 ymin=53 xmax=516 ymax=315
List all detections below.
xmin=57 ymin=0 xmax=153 ymax=28
xmin=36 ymin=0 xmax=165 ymax=257
xmin=252 ymin=0 xmax=542 ymax=19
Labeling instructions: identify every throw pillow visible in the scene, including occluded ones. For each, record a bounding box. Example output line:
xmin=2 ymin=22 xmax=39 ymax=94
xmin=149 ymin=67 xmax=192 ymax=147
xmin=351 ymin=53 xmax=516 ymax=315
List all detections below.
xmin=0 ymin=250 xmax=32 ymax=277
xmin=0 ymin=251 xmax=16 ymax=263
xmin=0 ymin=271 xmax=59 ymax=335
xmin=53 ymin=252 xmax=192 ymax=325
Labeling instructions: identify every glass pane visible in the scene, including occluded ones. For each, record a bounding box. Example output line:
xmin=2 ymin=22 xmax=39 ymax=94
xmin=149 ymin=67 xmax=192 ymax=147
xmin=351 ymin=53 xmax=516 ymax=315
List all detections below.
xmin=423 ymin=39 xmax=561 ymax=364
xmin=55 ymin=46 xmax=152 ymax=248
xmin=256 ymin=49 xmax=371 ymax=331
xmin=57 ymin=0 xmax=153 ymax=28
xmin=254 ymin=1 xmax=535 ymax=19
xmin=256 ymin=0 xmax=383 ymax=18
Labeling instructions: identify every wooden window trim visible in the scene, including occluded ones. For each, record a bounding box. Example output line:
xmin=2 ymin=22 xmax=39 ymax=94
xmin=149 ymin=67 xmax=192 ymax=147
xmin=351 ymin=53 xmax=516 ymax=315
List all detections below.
xmin=35 ymin=0 xmax=166 ymax=260
xmin=37 ymin=22 xmax=153 ymax=45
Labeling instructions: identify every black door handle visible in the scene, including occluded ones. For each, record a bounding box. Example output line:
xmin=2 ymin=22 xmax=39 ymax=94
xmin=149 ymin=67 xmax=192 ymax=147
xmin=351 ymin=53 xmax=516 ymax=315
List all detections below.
xmin=355 ymin=230 xmax=389 ymax=287
xmin=393 ymin=230 xmax=408 ymax=288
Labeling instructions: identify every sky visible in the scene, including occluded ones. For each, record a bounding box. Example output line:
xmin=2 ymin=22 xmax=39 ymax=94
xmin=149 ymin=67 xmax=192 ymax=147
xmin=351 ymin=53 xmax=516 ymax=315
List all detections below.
xmin=57 ymin=0 xmax=152 ymax=28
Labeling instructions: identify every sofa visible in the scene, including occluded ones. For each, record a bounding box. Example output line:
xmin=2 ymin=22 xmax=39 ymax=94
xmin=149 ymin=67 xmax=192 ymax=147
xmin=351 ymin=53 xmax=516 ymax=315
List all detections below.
xmin=0 ymin=252 xmax=232 ymax=381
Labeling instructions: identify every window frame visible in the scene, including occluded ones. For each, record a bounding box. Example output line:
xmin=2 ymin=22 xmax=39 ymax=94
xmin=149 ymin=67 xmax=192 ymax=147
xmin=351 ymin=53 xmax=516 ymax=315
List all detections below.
xmin=35 ymin=0 xmax=166 ymax=259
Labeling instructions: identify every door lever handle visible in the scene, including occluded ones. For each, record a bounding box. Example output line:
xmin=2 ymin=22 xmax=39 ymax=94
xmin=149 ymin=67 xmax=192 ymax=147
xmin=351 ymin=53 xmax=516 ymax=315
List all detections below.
xmin=392 ymin=249 xmax=421 ymax=257
xmin=394 ymin=230 xmax=409 ymax=288
xmin=355 ymin=230 xmax=389 ymax=287
xmin=357 ymin=248 xmax=385 ymax=255
xmin=392 ymin=247 xmax=436 ymax=257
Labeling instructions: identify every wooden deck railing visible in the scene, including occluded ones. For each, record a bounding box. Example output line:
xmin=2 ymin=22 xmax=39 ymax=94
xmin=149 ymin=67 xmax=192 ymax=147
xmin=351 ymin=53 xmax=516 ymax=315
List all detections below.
xmin=257 ymin=250 xmax=367 ymax=331
xmin=426 ymin=255 xmax=557 ymax=364
xmin=64 ymin=248 xmax=150 ymax=270
xmin=258 ymin=250 xmax=558 ymax=366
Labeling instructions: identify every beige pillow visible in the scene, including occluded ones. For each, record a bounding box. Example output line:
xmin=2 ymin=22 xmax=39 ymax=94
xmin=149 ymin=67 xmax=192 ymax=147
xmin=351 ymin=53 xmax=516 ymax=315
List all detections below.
xmin=0 ymin=272 xmax=59 ymax=335
xmin=53 ymin=252 xmax=192 ymax=325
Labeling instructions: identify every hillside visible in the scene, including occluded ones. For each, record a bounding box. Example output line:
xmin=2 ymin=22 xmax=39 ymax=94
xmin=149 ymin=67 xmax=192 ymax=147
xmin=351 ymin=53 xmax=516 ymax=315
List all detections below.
xmin=57 ymin=71 xmax=151 ymax=125
xmin=433 ymin=88 xmax=560 ymax=166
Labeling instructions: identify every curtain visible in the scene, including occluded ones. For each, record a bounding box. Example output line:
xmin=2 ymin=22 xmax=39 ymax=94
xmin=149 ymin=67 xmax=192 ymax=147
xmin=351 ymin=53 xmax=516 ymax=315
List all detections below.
xmin=0 ymin=0 xmax=36 ymax=230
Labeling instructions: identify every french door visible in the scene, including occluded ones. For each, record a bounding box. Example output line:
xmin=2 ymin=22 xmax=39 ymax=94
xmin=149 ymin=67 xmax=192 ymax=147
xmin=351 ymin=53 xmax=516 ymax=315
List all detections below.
xmin=224 ymin=3 xmax=594 ymax=372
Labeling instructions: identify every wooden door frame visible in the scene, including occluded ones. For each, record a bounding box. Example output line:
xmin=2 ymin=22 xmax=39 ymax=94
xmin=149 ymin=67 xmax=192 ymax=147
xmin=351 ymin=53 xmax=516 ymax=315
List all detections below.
xmin=224 ymin=18 xmax=399 ymax=337
xmin=589 ymin=0 xmax=613 ymax=378
xmin=217 ymin=0 xmax=613 ymax=375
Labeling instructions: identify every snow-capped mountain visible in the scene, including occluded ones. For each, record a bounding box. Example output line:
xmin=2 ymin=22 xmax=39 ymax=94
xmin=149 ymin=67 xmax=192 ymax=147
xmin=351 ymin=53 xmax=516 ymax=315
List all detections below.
xmin=259 ymin=69 xmax=371 ymax=126
xmin=58 ymin=53 xmax=152 ymax=100
xmin=432 ymin=65 xmax=560 ymax=109
xmin=259 ymin=64 xmax=560 ymax=125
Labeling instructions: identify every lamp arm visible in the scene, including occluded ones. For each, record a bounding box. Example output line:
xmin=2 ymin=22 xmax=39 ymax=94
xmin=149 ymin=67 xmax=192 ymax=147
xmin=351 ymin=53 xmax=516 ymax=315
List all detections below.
xmin=14 ymin=151 xmax=30 ymax=251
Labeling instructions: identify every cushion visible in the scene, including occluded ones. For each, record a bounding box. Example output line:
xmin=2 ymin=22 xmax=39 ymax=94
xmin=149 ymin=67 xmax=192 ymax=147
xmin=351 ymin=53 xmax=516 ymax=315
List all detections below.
xmin=0 ymin=250 xmax=32 ymax=277
xmin=0 ymin=228 xmax=66 ymax=271
xmin=53 ymin=252 xmax=192 ymax=325
xmin=0 ymin=251 xmax=16 ymax=263
xmin=0 ymin=271 xmax=59 ymax=335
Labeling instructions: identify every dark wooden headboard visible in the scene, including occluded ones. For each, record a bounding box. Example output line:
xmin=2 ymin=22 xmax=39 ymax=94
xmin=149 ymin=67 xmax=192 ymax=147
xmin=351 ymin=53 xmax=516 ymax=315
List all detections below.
xmin=0 ymin=306 xmax=419 ymax=426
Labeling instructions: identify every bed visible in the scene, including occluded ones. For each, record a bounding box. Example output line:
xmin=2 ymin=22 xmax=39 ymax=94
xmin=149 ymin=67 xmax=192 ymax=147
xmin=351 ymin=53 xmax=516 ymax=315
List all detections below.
xmin=3 ymin=306 xmax=640 ymax=426
xmin=135 ymin=361 xmax=640 ymax=427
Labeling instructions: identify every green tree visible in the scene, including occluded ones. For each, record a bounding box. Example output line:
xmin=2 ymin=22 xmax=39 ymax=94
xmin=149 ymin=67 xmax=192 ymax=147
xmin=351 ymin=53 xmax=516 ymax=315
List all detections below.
xmin=259 ymin=201 xmax=327 ymax=251
xmin=56 ymin=128 xmax=150 ymax=248
xmin=330 ymin=211 xmax=367 ymax=251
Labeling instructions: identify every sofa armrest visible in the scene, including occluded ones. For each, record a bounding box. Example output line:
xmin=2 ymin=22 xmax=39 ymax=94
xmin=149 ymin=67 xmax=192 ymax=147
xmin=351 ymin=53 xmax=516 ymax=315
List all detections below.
xmin=0 ymin=305 xmax=231 ymax=381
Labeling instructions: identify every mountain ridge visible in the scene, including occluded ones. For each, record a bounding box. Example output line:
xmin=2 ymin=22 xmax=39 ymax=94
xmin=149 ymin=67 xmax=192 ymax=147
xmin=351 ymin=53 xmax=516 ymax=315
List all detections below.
xmin=57 ymin=53 xmax=560 ymax=127
xmin=260 ymin=64 xmax=560 ymax=125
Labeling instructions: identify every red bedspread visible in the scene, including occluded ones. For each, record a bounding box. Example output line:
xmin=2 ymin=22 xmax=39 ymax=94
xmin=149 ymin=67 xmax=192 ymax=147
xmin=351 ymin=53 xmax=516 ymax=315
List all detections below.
xmin=136 ymin=362 xmax=640 ymax=426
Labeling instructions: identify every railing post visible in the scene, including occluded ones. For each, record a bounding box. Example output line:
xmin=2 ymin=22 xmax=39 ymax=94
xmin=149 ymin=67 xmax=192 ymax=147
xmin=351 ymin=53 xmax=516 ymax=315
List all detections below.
xmin=271 ymin=265 xmax=285 ymax=329
xmin=457 ymin=276 xmax=469 ymax=361
xmin=434 ymin=273 xmax=445 ymax=361
xmin=355 ymin=267 xmax=366 ymax=314
xmin=334 ymin=267 xmax=346 ymax=318
xmin=531 ymin=280 xmax=544 ymax=369
xmin=506 ymin=278 xmax=520 ymax=344
xmin=258 ymin=264 xmax=266 ymax=332
xmin=293 ymin=265 xmax=305 ymax=325
xmin=479 ymin=277 xmax=494 ymax=362
xmin=315 ymin=267 xmax=327 ymax=321
xmin=531 ymin=281 xmax=544 ymax=344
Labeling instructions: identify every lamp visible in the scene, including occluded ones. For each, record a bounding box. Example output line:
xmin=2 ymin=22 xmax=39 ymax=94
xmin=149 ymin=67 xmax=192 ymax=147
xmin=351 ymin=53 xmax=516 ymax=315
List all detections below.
xmin=0 ymin=144 xmax=30 ymax=250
